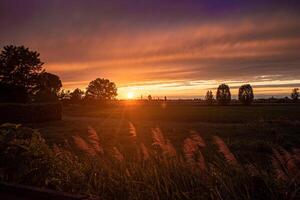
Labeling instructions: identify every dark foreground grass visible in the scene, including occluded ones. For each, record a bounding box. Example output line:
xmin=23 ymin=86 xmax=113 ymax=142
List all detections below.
xmin=1 ymin=104 xmax=300 ymax=199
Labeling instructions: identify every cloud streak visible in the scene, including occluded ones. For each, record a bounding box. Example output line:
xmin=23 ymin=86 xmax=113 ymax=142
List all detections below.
xmin=0 ymin=0 xmax=299 ymax=98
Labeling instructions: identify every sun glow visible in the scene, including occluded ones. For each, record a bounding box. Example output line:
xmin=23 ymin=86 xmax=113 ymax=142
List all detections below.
xmin=127 ymin=92 xmax=135 ymax=99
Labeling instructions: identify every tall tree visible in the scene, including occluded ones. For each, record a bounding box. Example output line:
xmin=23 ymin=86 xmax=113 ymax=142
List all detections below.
xmin=0 ymin=45 xmax=43 ymax=95
xmin=85 ymin=78 xmax=117 ymax=100
xmin=238 ymin=84 xmax=254 ymax=105
xmin=291 ymin=88 xmax=299 ymax=103
xmin=205 ymin=90 xmax=214 ymax=105
xmin=216 ymin=84 xmax=231 ymax=105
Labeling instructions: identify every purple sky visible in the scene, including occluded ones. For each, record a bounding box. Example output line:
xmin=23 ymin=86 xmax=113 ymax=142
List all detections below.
xmin=1 ymin=0 xmax=300 ymax=98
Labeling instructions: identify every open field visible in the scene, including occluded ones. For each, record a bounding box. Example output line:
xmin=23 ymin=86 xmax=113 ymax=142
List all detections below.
xmin=34 ymin=104 xmax=300 ymax=150
xmin=2 ymin=104 xmax=300 ymax=199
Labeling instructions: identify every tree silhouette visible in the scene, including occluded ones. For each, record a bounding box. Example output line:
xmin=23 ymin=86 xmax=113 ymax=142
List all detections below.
xmin=85 ymin=78 xmax=117 ymax=100
xmin=58 ymin=89 xmax=71 ymax=100
xmin=34 ymin=72 xmax=62 ymax=102
xmin=238 ymin=84 xmax=254 ymax=105
xmin=70 ymin=88 xmax=84 ymax=103
xmin=291 ymin=88 xmax=299 ymax=103
xmin=205 ymin=90 xmax=214 ymax=105
xmin=37 ymin=72 xmax=62 ymax=94
xmin=148 ymin=95 xmax=152 ymax=101
xmin=216 ymin=84 xmax=231 ymax=105
xmin=0 ymin=45 xmax=43 ymax=95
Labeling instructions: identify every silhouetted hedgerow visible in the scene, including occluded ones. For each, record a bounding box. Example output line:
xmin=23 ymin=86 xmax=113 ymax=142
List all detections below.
xmin=0 ymin=103 xmax=61 ymax=123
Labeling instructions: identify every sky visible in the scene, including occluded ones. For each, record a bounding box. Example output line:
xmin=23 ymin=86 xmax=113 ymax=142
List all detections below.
xmin=0 ymin=0 xmax=300 ymax=99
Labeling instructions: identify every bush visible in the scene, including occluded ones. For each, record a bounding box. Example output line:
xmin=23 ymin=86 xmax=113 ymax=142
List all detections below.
xmin=0 ymin=124 xmax=53 ymax=185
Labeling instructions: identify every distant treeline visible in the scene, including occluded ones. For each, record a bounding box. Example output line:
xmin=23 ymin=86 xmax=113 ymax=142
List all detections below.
xmin=202 ymin=84 xmax=299 ymax=105
xmin=60 ymin=85 xmax=299 ymax=106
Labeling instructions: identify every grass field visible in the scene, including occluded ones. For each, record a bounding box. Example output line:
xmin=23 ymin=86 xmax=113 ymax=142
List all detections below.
xmin=2 ymin=103 xmax=300 ymax=199
xmin=35 ymin=104 xmax=300 ymax=151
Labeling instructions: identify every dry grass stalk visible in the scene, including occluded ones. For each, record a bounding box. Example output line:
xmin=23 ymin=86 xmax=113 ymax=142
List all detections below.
xmin=113 ymin=147 xmax=124 ymax=162
xmin=189 ymin=131 xmax=206 ymax=148
xmin=73 ymin=135 xmax=96 ymax=156
xmin=152 ymin=127 xmax=177 ymax=157
xmin=125 ymin=168 xmax=131 ymax=177
xmin=272 ymin=148 xmax=300 ymax=181
xmin=87 ymin=126 xmax=103 ymax=155
xmin=183 ymin=136 xmax=206 ymax=171
xmin=128 ymin=122 xmax=137 ymax=138
xmin=213 ymin=136 xmax=238 ymax=165
xmin=165 ymin=139 xmax=177 ymax=157
xmin=272 ymin=148 xmax=288 ymax=181
xmin=140 ymin=143 xmax=150 ymax=161
xmin=197 ymin=150 xmax=206 ymax=171
xmin=279 ymin=147 xmax=298 ymax=175
xmin=183 ymin=138 xmax=197 ymax=164
xmin=152 ymin=127 xmax=166 ymax=147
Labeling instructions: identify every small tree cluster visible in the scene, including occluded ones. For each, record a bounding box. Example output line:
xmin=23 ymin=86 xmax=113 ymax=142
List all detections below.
xmin=205 ymin=84 xmax=255 ymax=105
xmin=205 ymin=90 xmax=214 ymax=105
xmin=0 ymin=45 xmax=62 ymax=103
xmin=59 ymin=78 xmax=118 ymax=104
xmin=0 ymin=45 xmax=118 ymax=104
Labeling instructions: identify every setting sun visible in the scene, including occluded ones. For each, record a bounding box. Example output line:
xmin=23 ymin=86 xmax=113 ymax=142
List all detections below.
xmin=127 ymin=92 xmax=135 ymax=99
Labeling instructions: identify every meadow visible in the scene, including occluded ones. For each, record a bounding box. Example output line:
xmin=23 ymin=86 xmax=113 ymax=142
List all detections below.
xmin=1 ymin=103 xmax=300 ymax=199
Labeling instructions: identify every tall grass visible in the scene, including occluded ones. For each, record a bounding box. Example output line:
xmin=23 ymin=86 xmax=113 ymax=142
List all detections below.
xmin=1 ymin=123 xmax=300 ymax=199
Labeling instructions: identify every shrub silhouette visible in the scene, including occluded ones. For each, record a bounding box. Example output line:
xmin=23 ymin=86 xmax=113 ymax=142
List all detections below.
xmin=216 ymin=84 xmax=231 ymax=105
xmin=35 ymin=72 xmax=62 ymax=102
xmin=58 ymin=89 xmax=71 ymax=100
xmin=70 ymin=88 xmax=84 ymax=103
xmin=238 ymin=84 xmax=254 ymax=105
xmin=205 ymin=90 xmax=214 ymax=105
xmin=0 ymin=123 xmax=53 ymax=184
xmin=85 ymin=78 xmax=117 ymax=100
xmin=291 ymin=88 xmax=299 ymax=103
